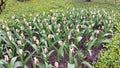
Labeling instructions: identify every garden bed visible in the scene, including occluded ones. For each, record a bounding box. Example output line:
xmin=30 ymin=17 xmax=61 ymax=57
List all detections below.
xmin=0 ymin=8 xmax=116 ymax=68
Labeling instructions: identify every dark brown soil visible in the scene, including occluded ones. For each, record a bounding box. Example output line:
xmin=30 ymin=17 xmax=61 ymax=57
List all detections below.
xmin=48 ymin=51 xmax=69 ymax=68
xmin=25 ymin=32 xmax=111 ymax=68
xmin=47 ymin=44 xmax=105 ymax=68
xmin=46 ymin=31 xmax=112 ymax=68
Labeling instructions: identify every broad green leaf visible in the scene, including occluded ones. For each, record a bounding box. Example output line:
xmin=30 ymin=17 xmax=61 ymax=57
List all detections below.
xmin=24 ymin=65 xmax=28 ymax=68
xmin=26 ymin=40 xmax=38 ymax=52
xmin=46 ymin=50 xmax=54 ymax=57
xmin=57 ymin=45 xmax=64 ymax=62
xmin=38 ymin=62 xmax=45 ymax=68
xmin=14 ymin=61 xmax=22 ymax=68
xmin=103 ymin=33 xmax=112 ymax=37
xmin=88 ymin=50 xmax=92 ymax=56
xmin=77 ymin=51 xmax=84 ymax=59
xmin=102 ymin=39 xmax=110 ymax=43
xmin=68 ymin=63 xmax=75 ymax=68
xmin=24 ymin=51 xmax=35 ymax=65
xmin=74 ymin=58 xmax=78 ymax=68
xmin=0 ymin=59 xmax=8 ymax=65
xmin=0 ymin=64 xmax=4 ymax=68
xmin=77 ymin=36 xmax=82 ymax=42
xmin=10 ymin=56 xmax=18 ymax=68
xmin=82 ymin=61 xmax=92 ymax=68
xmin=45 ymin=62 xmax=53 ymax=68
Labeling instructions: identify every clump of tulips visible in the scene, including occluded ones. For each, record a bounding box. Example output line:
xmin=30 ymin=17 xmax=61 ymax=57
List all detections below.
xmin=0 ymin=8 xmax=116 ymax=68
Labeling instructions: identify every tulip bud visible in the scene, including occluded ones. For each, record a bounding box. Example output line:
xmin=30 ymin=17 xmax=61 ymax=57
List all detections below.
xmin=70 ymin=15 xmax=72 ymax=18
xmin=70 ymin=24 xmax=72 ymax=28
xmin=36 ymin=14 xmax=39 ymax=17
xmin=9 ymin=35 xmax=13 ymax=41
xmin=80 ymin=16 xmax=83 ymax=19
xmin=16 ymin=19 xmax=19 ymax=22
xmin=43 ymin=30 xmax=45 ymax=34
xmin=6 ymin=27 xmax=9 ymax=31
xmin=98 ymin=26 xmax=101 ymax=30
xmin=64 ymin=17 xmax=66 ymax=21
xmin=108 ymin=24 xmax=110 ymax=27
xmin=37 ymin=19 xmax=40 ymax=23
xmin=4 ymin=55 xmax=9 ymax=62
xmin=96 ymin=30 xmax=100 ymax=34
xmin=20 ymin=26 xmax=24 ymax=31
xmin=48 ymin=15 xmax=50 ymax=19
xmin=29 ymin=26 xmax=32 ymax=30
xmin=76 ymin=25 xmax=79 ymax=29
xmin=58 ymin=40 xmax=62 ymax=46
xmin=76 ymin=28 xmax=79 ymax=32
xmin=7 ymin=32 xmax=10 ymax=35
xmin=70 ymin=48 xmax=75 ymax=54
xmin=44 ymin=48 xmax=48 ymax=54
xmin=30 ymin=13 xmax=32 ymax=17
xmin=58 ymin=24 xmax=61 ymax=28
xmin=23 ymin=18 xmax=26 ymax=22
xmin=17 ymin=40 xmax=22 ymax=45
xmin=2 ymin=25 xmax=5 ymax=29
xmin=89 ymin=25 xmax=92 ymax=29
xmin=34 ymin=57 xmax=39 ymax=65
xmin=67 ymin=27 xmax=69 ymax=30
xmin=52 ymin=17 xmax=56 ymax=21
xmin=39 ymin=23 xmax=43 ymax=28
xmin=57 ymin=28 xmax=60 ymax=33
xmin=89 ymin=36 xmax=93 ymax=41
xmin=19 ymin=49 xmax=23 ymax=55
xmin=0 ymin=19 xmax=3 ymax=23
xmin=62 ymin=13 xmax=64 ymax=17
xmin=35 ymin=39 xmax=39 ymax=45
xmin=21 ymin=33 xmax=25 ymax=38
xmin=33 ymin=17 xmax=36 ymax=22
xmin=46 ymin=22 xmax=48 ymax=26
xmin=63 ymin=21 xmax=66 ymax=24
xmin=56 ymin=13 xmax=58 ymax=17
xmin=9 ymin=49 xmax=12 ymax=53
xmin=48 ymin=25 xmax=52 ymax=30
xmin=101 ymin=26 xmax=104 ymax=30
xmin=33 ymin=36 xmax=37 ymax=41
xmin=56 ymin=33 xmax=59 ymax=36
xmin=16 ymin=29 xmax=19 ymax=32
xmin=91 ymin=23 xmax=94 ymax=27
xmin=48 ymin=34 xmax=53 ymax=39
xmin=11 ymin=16 xmax=15 ymax=19
xmin=24 ymin=22 xmax=29 ymax=26
xmin=68 ymin=35 xmax=71 ymax=40
xmin=54 ymin=62 xmax=59 ymax=68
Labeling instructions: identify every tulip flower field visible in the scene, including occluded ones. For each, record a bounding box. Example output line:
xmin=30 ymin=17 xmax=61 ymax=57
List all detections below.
xmin=0 ymin=8 xmax=116 ymax=68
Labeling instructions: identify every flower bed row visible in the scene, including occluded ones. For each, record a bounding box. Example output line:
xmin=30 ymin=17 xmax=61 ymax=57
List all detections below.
xmin=0 ymin=8 xmax=116 ymax=68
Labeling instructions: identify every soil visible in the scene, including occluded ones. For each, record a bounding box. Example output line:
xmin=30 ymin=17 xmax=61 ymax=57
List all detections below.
xmin=2 ymin=28 xmax=112 ymax=68
xmin=25 ymin=31 xmax=111 ymax=68
xmin=48 ymin=31 xmax=112 ymax=68
xmin=47 ymin=44 xmax=105 ymax=68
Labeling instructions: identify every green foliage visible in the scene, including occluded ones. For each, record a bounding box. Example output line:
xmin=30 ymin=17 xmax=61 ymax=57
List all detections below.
xmin=0 ymin=8 xmax=116 ymax=67
xmin=94 ymin=33 xmax=120 ymax=68
xmin=82 ymin=61 xmax=92 ymax=68
xmin=68 ymin=63 xmax=75 ymax=68
xmin=0 ymin=0 xmax=120 ymax=68
xmin=0 ymin=0 xmax=74 ymax=21
xmin=74 ymin=0 xmax=120 ymax=8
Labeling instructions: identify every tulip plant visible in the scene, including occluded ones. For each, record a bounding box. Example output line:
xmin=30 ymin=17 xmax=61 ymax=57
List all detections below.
xmin=0 ymin=8 xmax=116 ymax=68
